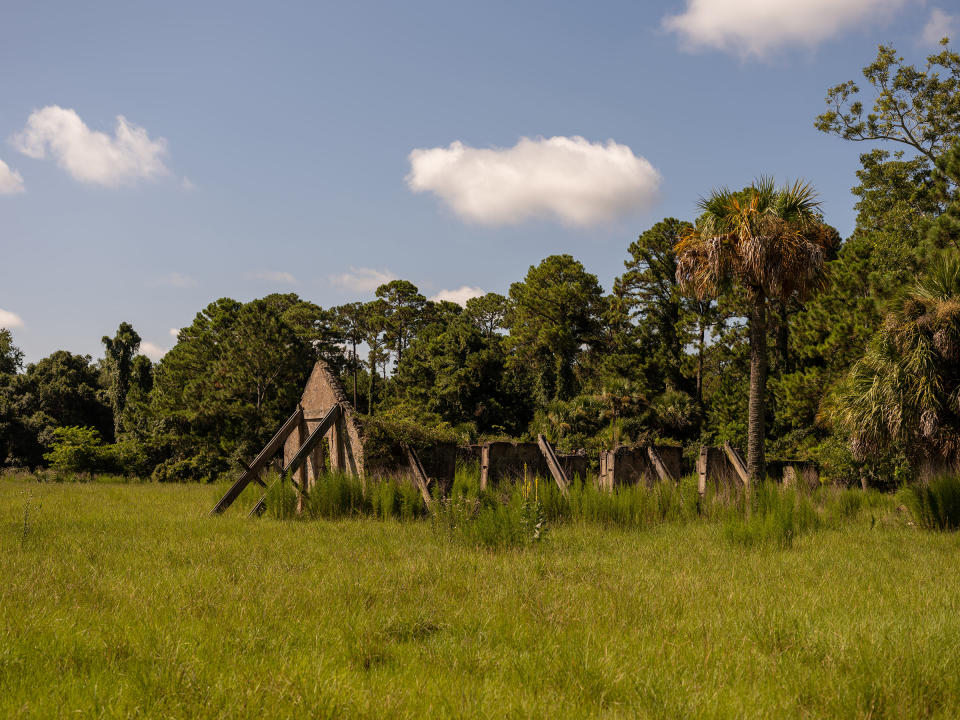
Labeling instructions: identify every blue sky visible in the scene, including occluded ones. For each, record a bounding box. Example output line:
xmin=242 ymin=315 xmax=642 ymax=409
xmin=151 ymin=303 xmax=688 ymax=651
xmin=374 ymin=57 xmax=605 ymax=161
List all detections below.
xmin=1 ymin=0 xmax=955 ymax=363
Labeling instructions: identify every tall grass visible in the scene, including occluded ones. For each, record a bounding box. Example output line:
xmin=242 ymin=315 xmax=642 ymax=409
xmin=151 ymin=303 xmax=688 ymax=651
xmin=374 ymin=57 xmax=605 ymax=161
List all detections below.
xmin=897 ymin=474 xmax=960 ymax=530
xmin=724 ymin=482 xmax=820 ymax=548
xmin=262 ymin=470 xmax=429 ymax=521
xmin=256 ymin=464 xmax=897 ymax=551
xmin=2 ymin=479 xmax=959 ymax=718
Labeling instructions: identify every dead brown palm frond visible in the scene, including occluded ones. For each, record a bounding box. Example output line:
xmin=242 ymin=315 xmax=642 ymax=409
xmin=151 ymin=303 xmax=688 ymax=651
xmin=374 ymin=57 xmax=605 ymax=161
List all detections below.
xmin=676 ymin=179 xmax=837 ymax=304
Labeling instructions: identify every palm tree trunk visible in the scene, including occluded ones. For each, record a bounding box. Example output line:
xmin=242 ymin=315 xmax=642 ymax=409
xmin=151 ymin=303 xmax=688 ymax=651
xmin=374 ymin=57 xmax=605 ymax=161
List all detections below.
xmin=747 ymin=297 xmax=768 ymax=484
xmin=696 ymin=317 xmax=706 ymax=406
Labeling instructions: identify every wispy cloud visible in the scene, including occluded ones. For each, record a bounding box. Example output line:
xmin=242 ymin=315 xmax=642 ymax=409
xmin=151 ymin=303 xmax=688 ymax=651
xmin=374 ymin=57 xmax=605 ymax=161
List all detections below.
xmin=663 ymin=0 xmax=912 ymax=59
xmin=11 ymin=105 xmax=169 ymax=186
xmin=0 ymin=308 xmax=24 ymax=328
xmin=181 ymin=176 xmax=197 ymax=191
xmin=407 ymin=136 xmax=660 ymax=227
xmin=140 ymin=341 xmax=168 ymax=361
xmin=330 ymin=267 xmax=398 ymax=293
xmin=922 ymin=8 xmax=957 ymax=45
xmin=250 ymin=270 xmax=297 ymax=285
xmin=169 ymin=328 xmax=180 ymax=339
xmin=0 ymin=158 xmax=24 ymax=195
xmin=154 ymin=272 xmax=197 ymax=288
xmin=430 ymin=286 xmax=486 ymax=306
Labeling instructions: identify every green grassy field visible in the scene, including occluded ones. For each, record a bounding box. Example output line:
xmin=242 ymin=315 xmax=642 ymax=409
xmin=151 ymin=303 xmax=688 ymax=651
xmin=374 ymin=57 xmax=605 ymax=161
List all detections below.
xmin=2 ymin=478 xmax=960 ymax=718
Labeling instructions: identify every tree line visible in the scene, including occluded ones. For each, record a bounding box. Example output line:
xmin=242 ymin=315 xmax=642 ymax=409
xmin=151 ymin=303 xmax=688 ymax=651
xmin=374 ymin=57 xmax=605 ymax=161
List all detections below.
xmin=2 ymin=41 xmax=959 ymax=486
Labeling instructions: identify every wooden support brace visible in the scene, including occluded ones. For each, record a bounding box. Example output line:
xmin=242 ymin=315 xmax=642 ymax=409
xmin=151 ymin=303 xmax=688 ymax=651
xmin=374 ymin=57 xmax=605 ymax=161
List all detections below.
xmin=210 ymin=406 xmax=304 ymax=515
xmin=723 ymin=442 xmax=750 ymax=487
xmin=647 ymin=446 xmax=676 ymax=483
xmin=249 ymin=404 xmax=342 ymax=518
xmin=537 ymin=434 xmax=570 ymax=498
xmin=406 ymin=446 xmax=435 ymax=513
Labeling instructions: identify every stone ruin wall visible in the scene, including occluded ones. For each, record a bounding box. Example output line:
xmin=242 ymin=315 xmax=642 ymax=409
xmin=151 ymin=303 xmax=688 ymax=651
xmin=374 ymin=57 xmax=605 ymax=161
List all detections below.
xmin=479 ymin=441 xmax=587 ymax=490
xmin=280 ymin=362 xmax=824 ymax=495
xmin=283 ymin=361 xmax=365 ymax=488
xmin=598 ymin=445 xmax=683 ymax=490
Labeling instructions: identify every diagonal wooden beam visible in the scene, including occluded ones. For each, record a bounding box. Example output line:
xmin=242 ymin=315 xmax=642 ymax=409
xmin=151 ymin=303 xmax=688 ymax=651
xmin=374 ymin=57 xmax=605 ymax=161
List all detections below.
xmin=647 ymin=445 xmax=676 ymax=484
xmin=210 ymin=406 xmax=304 ymax=515
xmin=406 ymin=446 xmax=435 ymax=513
xmin=537 ymin=434 xmax=569 ymax=498
xmin=723 ymin=442 xmax=750 ymax=487
xmin=248 ymin=404 xmax=341 ymax=518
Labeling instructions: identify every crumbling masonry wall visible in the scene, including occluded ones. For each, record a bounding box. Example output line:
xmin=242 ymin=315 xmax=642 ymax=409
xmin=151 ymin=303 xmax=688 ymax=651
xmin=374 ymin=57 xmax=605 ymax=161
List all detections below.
xmin=697 ymin=446 xmax=820 ymax=494
xmin=283 ymin=361 xmax=365 ymax=490
xmin=598 ymin=446 xmax=683 ymax=490
xmin=365 ymin=442 xmax=459 ymax=493
xmin=480 ymin=441 xmax=587 ymax=490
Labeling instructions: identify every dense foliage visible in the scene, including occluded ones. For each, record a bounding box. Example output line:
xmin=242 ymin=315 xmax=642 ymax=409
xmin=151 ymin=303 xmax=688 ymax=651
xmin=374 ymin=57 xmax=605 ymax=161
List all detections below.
xmin=3 ymin=41 xmax=960 ymax=485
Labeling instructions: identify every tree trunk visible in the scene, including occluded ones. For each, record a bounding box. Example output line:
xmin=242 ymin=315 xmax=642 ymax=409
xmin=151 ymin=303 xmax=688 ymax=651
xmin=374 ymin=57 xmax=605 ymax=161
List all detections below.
xmin=747 ymin=297 xmax=768 ymax=485
xmin=368 ymin=350 xmax=375 ymax=415
xmin=696 ymin=318 xmax=705 ymax=406
xmin=351 ymin=340 xmax=358 ymax=410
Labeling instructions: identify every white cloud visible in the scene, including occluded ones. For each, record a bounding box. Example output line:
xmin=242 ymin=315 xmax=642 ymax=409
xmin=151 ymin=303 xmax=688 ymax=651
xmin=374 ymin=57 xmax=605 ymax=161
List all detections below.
xmin=11 ymin=105 xmax=169 ymax=186
xmin=663 ymin=0 xmax=912 ymax=58
xmin=330 ymin=267 xmax=398 ymax=293
xmin=0 ymin=158 xmax=24 ymax=195
xmin=922 ymin=8 xmax=957 ymax=45
xmin=250 ymin=270 xmax=297 ymax=285
xmin=181 ymin=176 xmax=197 ymax=191
xmin=154 ymin=272 xmax=197 ymax=288
xmin=430 ymin=286 xmax=486 ymax=306
xmin=140 ymin=341 xmax=168 ymax=361
xmin=169 ymin=328 xmax=180 ymax=339
xmin=0 ymin=309 xmax=24 ymax=328
xmin=407 ymin=135 xmax=661 ymax=227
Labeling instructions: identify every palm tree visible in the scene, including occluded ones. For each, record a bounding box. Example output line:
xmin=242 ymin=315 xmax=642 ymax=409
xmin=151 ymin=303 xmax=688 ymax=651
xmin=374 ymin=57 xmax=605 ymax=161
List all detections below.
xmin=675 ymin=179 xmax=838 ymax=483
xmin=826 ymin=256 xmax=960 ymax=467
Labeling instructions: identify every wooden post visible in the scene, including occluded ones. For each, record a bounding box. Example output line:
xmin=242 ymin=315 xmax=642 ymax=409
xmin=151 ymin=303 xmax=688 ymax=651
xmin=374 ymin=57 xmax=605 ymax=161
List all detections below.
xmin=697 ymin=446 xmax=708 ymax=497
xmin=480 ymin=444 xmax=491 ymax=491
xmin=537 ymin=434 xmax=570 ymax=498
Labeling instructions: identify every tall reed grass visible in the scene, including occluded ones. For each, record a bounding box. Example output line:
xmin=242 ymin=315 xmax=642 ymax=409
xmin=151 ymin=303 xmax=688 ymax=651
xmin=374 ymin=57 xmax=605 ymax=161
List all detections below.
xmin=262 ymin=470 xmax=429 ymax=521
xmin=897 ymin=474 xmax=960 ymax=530
xmin=258 ymin=463 xmax=895 ymax=549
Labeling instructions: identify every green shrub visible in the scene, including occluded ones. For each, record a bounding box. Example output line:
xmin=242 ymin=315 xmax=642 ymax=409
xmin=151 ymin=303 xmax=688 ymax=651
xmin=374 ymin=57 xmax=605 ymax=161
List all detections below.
xmin=433 ymin=470 xmax=546 ymax=550
xmin=359 ymin=411 xmax=466 ymax=471
xmin=43 ymin=427 xmax=109 ymax=479
xmin=897 ymin=475 xmax=960 ymax=531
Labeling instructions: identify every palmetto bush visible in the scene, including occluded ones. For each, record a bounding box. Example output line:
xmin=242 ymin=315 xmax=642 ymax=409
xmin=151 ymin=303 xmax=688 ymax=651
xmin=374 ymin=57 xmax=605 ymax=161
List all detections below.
xmin=827 ymin=256 xmax=960 ymax=468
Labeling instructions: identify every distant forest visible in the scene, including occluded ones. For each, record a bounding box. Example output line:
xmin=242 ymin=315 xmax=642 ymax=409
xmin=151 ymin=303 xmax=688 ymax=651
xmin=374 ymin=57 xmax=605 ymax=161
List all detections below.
xmin=3 ymin=42 xmax=960 ymax=487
